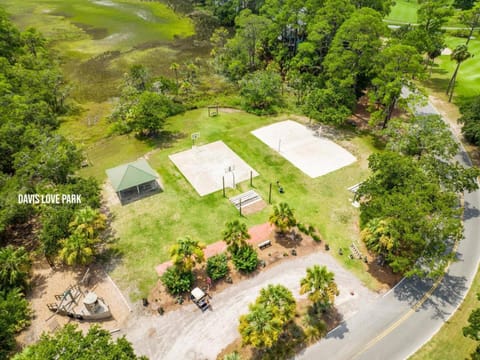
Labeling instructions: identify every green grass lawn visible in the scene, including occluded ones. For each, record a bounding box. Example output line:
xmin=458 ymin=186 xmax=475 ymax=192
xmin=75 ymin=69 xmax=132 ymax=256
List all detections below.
xmin=89 ymin=109 xmax=380 ymax=299
xmin=385 ymin=0 xmax=418 ymax=24
xmin=385 ymin=0 xmax=466 ymax=27
xmin=422 ymin=36 xmax=480 ymax=102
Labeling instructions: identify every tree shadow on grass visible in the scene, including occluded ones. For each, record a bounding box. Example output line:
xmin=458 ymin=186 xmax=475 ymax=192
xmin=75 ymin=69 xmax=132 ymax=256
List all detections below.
xmin=98 ymin=247 xmax=124 ymax=273
xmin=422 ymin=77 xmax=450 ymax=96
xmin=137 ymin=130 xmax=186 ymax=149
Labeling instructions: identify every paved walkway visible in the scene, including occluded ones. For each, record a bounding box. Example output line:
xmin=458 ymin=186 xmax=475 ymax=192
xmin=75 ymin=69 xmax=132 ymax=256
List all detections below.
xmin=123 ymin=251 xmax=379 ymax=360
xmin=155 ymin=223 xmax=273 ymax=276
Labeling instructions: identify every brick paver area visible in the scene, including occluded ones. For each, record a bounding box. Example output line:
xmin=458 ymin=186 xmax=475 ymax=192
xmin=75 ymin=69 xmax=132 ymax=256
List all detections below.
xmin=155 ymin=223 xmax=274 ymax=276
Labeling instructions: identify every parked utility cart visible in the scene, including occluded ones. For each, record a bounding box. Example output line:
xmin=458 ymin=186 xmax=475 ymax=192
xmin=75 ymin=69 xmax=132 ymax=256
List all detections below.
xmin=190 ymin=287 xmax=210 ymax=312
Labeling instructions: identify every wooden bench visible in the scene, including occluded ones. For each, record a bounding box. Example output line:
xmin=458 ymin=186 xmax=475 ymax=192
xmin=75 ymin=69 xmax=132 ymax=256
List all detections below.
xmin=229 ymin=190 xmax=261 ymax=209
xmin=258 ymin=240 xmax=272 ymax=250
xmin=349 ymin=243 xmax=362 ymax=259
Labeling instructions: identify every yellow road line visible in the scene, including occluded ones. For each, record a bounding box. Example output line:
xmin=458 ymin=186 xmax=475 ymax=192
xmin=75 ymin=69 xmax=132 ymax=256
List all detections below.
xmin=353 ymin=240 xmax=460 ymax=359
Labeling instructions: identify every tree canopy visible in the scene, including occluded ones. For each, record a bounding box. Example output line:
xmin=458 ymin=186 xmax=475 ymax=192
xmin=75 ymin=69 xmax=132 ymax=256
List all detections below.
xmin=1 ymin=288 xmax=31 ymax=360
xmin=459 ymin=96 xmax=480 ymax=146
xmin=12 ymin=324 xmax=147 ymax=360
xmin=358 ymin=148 xmax=471 ymax=277
xmin=239 ymin=284 xmax=296 ymax=349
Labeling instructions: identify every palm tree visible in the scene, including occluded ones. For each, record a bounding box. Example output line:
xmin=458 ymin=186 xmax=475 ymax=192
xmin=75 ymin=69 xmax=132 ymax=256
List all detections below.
xmin=446 ymin=44 xmax=473 ymax=102
xmin=69 ymin=206 xmax=106 ymax=239
xmin=269 ymin=202 xmax=296 ymax=235
xmin=185 ymin=62 xmax=198 ymax=82
xmin=238 ymin=303 xmax=283 ymax=349
xmin=169 ymin=236 xmax=205 ymax=272
xmin=257 ymin=284 xmax=296 ymax=323
xmin=223 ymin=352 xmax=242 ymax=360
xmin=169 ymin=62 xmax=180 ymax=88
xmin=58 ymin=232 xmax=96 ymax=266
xmin=0 ymin=245 xmax=31 ymax=290
xmin=300 ymin=265 xmax=338 ymax=312
xmin=223 ymin=220 xmax=251 ymax=254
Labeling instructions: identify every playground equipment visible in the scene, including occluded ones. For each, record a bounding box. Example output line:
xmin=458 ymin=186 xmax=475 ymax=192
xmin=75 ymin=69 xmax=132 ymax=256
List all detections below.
xmin=47 ymin=284 xmax=111 ymax=321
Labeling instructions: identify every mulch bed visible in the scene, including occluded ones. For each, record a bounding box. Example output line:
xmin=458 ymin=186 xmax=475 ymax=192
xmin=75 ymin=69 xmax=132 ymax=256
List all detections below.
xmin=147 ymin=226 xmax=324 ymax=314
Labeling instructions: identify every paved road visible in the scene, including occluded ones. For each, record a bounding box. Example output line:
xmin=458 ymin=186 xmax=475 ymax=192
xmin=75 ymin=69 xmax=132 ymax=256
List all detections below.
xmin=383 ymin=19 xmax=480 ymax=31
xmin=298 ymin=102 xmax=480 ymax=359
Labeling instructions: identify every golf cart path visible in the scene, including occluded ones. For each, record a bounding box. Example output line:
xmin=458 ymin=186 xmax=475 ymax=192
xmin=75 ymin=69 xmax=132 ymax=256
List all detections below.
xmin=121 ymin=251 xmax=380 ymax=360
xmin=297 ymin=98 xmax=480 ymax=359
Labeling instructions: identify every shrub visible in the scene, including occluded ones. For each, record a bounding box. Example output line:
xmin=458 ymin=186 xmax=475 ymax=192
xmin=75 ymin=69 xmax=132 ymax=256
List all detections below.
xmin=312 ymin=234 xmax=321 ymax=242
xmin=307 ymin=225 xmax=316 ymax=236
xmin=161 ymin=267 xmax=194 ymax=295
xmin=297 ymin=223 xmax=307 ymax=234
xmin=232 ymin=245 xmax=258 ymax=273
xmin=0 ymin=288 xmax=31 ymax=359
xmin=459 ymin=96 xmax=480 ymax=146
xmin=223 ymin=352 xmax=241 ymax=360
xmin=206 ymin=253 xmax=229 ymax=281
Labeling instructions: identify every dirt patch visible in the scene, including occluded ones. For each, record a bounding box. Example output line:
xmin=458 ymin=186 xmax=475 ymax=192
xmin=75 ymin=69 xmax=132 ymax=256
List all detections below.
xmin=4 ymin=218 xmax=41 ymax=252
xmin=428 ymin=95 xmax=462 ymax=138
xmin=102 ymin=180 xmax=121 ymax=207
xmin=241 ymin=199 xmax=267 ymax=215
xmin=16 ymin=260 xmax=131 ymax=348
xmin=441 ymin=47 xmax=452 ymax=56
xmin=366 ymin=258 xmax=402 ymax=289
xmin=218 ymin=107 xmax=243 ymax=114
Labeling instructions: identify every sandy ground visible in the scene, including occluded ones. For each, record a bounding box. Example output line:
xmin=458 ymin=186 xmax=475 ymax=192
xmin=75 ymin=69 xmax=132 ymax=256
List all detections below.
xmin=441 ymin=47 xmax=452 ymax=56
xmin=251 ymin=120 xmax=356 ymax=178
xmin=17 ymin=261 xmax=132 ymax=347
xmin=120 ymin=251 xmax=379 ymax=360
xmin=169 ymin=140 xmax=259 ymax=196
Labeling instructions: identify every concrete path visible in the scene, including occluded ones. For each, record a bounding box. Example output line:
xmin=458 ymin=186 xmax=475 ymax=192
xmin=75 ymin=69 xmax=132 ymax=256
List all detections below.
xmin=121 ymin=251 xmax=379 ymax=360
xmin=297 ymin=97 xmax=480 ymax=359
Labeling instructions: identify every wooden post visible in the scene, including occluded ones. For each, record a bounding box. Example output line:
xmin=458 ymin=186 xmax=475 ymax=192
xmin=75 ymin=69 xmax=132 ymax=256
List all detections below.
xmin=222 ymin=176 xmax=225 ymax=197
xmin=250 ymin=171 xmax=253 ymax=187
xmin=239 ymin=198 xmax=242 ymax=216
xmin=269 ymin=183 xmax=272 ymax=204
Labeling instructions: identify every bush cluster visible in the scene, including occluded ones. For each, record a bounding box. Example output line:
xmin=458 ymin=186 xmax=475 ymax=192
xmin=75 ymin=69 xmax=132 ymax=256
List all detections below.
xmin=232 ymin=245 xmax=258 ymax=273
xmin=161 ymin=267 xmax=194 ymax=295
xmin=206 ymin=253 xmax=229 ymax=281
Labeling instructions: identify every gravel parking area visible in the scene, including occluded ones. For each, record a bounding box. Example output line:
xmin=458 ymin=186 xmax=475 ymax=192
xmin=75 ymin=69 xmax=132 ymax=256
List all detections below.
xmin=121 ymin=251 xmax=379 ymax=360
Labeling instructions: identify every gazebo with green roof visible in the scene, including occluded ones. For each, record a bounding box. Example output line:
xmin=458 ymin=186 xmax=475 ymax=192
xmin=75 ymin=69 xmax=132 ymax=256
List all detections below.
xmin=106 ymin=159 xmax=160 ymax=202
